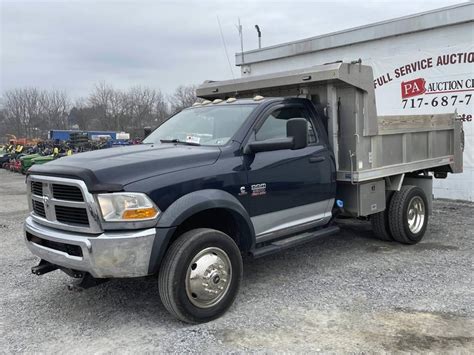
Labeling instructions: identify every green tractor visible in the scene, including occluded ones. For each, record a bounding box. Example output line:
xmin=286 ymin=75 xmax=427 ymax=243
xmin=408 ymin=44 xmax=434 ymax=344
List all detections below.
xmin=27 ymin=146 xmax=73 ymax=169
xmin=29 ymin=154 xmax=55 ymax=167
xmin=20 ymin=153 xmax=42 ymax=174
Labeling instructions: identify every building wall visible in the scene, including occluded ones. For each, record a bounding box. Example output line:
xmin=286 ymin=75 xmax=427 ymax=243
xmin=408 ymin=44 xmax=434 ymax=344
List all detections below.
xmin=239 ymin=21 xmax=474 ymax=201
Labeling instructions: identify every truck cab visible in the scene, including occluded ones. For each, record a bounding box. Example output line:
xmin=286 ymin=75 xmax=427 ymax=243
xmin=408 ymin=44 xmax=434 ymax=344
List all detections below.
xmin=24 ymin=63 xmax=463 ymax=323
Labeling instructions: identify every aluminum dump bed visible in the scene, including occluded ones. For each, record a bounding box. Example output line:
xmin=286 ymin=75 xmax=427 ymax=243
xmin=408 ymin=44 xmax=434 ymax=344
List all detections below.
xmin=197 ymin=62 xmax=463 ymax=182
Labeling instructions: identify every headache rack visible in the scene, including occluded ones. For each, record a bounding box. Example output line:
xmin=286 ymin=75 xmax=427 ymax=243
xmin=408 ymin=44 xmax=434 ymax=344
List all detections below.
xmin=196 ymin=62 xmax=463 ymax=183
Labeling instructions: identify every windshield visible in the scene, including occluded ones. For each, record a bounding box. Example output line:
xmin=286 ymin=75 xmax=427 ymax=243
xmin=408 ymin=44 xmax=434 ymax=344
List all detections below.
xmin=143 ymin=105 xmax=256 ymax=146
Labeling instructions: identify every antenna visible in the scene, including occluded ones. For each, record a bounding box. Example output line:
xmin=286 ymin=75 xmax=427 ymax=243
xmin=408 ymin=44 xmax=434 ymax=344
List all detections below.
xmin=217 ymin=16 xmax=235 ymax=80
xmin=255 ymin=25 xmax=261 ymax=49
xmin=236 ymin=18 xmax=244 ymax=64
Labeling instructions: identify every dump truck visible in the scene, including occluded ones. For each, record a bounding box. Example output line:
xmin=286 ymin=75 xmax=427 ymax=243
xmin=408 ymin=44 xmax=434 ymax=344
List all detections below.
xmin=24 ymin=62 xmax=463 ymax=323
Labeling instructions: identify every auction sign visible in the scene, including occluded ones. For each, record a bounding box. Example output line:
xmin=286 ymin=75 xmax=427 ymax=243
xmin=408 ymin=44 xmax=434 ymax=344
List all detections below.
xmin=369 ymin=44 xmax=473 ymax=201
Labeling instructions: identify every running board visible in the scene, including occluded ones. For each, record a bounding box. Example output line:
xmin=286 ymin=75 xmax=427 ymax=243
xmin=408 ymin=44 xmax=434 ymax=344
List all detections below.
xmin=251 ymin=225 xmax=340 ymax=258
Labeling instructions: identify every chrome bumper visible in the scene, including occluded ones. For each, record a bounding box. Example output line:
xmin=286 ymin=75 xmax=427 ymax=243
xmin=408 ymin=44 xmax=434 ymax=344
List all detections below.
xmin=24 ymin=216 xmax=156 ymax=278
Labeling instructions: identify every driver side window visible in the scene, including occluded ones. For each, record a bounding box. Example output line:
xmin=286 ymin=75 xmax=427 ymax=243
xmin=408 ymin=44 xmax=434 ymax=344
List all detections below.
xmin=255 ymin=106 xmax=317 ymax=143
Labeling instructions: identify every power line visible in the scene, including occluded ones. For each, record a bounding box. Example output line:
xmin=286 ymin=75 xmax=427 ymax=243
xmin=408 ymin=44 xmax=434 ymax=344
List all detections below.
xmin=217 ymin=16 xmax=235 ymax=80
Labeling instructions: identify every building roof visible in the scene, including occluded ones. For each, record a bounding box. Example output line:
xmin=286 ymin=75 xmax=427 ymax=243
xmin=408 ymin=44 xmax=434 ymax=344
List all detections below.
xmin=235 ymin=2 xmax=474 ymax=66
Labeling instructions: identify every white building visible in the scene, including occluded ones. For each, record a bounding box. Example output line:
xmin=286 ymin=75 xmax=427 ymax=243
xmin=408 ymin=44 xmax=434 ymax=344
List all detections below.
xmin=235 ymin=2 xmax=474 ymax=201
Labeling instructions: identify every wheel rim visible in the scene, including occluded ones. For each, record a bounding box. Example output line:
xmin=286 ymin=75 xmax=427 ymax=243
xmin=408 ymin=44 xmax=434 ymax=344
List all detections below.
xmin=407 ymin=196 xmax=425 ymax=234
xmin=185 ymin=247 xmax=232 ymax=308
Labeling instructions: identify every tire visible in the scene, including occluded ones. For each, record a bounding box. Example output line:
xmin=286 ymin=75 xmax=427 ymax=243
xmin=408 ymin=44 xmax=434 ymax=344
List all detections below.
xmin=371 ymin=208 xmax=393 ymax=241
xmin=388 ymin=185 xmax=428 ymax=244
xmin=158 ymin=228 xmax=243 ymax=324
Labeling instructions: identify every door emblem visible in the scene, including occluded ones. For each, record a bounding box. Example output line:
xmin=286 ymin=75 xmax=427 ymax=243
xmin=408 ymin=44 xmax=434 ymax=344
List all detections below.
xmin=238 ymin=186 xmax=247 ymax=196
xmin=251 ymin=183 xmax=266 ymax=197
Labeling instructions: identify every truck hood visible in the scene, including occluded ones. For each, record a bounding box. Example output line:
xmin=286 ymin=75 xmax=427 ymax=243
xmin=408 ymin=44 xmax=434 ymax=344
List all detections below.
xmin=28 ymin=144 xmax=221 ymax=192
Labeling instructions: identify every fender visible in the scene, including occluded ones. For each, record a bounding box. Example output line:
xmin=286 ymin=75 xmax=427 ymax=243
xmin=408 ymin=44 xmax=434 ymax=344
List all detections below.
xmin=158 ymin=189 xmax=253 ymax=229
xmin=148 ymin=189 xmax=256 ymax=274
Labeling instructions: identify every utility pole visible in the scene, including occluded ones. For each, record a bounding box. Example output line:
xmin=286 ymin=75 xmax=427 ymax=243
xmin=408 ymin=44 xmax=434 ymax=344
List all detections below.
xmin=237 ymin=18 xmax=244 ymax=64
xmin=255 ymin=25 xmax=261 ymax=49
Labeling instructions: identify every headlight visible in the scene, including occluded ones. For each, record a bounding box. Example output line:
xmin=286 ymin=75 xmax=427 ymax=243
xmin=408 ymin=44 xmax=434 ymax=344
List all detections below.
xmin=97 ymin=193 xmax=160 ymax=222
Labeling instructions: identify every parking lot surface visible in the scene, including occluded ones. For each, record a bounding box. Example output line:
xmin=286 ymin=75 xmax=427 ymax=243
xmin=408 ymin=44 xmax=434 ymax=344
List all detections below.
xmin=1 ymin=169 xmax=473 ymax=353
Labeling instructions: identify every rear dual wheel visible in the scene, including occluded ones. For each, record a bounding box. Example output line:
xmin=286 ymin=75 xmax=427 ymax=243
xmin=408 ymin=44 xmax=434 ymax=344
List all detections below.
xmin=371 ymin=185 xmax=428 ymax=244
xmin=371 ymin=206 xmax=393 ymax=241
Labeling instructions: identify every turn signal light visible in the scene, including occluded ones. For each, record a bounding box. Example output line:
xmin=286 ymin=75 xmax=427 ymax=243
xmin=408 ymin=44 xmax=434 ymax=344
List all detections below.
xmin=122 ymin=207 xmax=158 ymax=220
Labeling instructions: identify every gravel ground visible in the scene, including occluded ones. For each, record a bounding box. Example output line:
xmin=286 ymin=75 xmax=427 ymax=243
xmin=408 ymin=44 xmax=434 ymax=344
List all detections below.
xmin=1 ymin=168 xmax=473 ymax=353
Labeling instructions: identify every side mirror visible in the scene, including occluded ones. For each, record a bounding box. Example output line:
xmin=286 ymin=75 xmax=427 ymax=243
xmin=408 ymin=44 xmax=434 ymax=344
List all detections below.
xmin=243 ymin=117 xmax=308 ymax=154
xmin=287 ymin=118 xmax=308 ymax=150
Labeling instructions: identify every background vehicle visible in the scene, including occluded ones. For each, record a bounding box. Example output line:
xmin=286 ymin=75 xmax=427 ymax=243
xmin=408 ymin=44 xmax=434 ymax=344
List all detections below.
xmin=20 ymin=153 xmax=42 ymax=174
xmin=2 ymin=133 xmax=136 ymax=174
xmin=24 ymin=63 xmax=463 ymax=323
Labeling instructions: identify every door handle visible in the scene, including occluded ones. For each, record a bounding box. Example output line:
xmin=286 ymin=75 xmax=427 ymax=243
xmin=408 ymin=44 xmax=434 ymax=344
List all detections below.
xmin=309 ymin=156 xmax=325 ymax=163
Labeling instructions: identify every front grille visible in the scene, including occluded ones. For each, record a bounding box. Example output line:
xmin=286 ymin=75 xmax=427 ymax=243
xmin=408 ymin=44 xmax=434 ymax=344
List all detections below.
xmin=28 ymin=176 xmax=101 ymax=233
xmin=55 ymin=205 xmax=90 ymax=226
xmin=31 ymin=181 xmax=43 ymax=196
xmin=26 ymin=232 xmax=83 ymax=257
xmin=52 ymin=184 xmax=84 ymax=201
xmin=32 ymin=200 xmax=46 ymax=218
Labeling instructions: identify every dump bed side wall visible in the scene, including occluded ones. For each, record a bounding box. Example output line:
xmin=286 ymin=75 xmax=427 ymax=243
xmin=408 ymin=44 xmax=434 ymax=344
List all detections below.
xmin=308 ymin=83 xmax=460 ymax=183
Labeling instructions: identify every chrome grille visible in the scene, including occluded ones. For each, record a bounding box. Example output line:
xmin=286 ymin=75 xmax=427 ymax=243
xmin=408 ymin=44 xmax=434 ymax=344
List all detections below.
xmin=32 ymin=200 xmax=46 ymax=218
xmin=55 ymin=205 xmax=89 ymax=226
xmin=52 ymin=184 xmax=84 ymax=201
xmin=31 ymin=181 xmax=43 ymax=196
xmin=27 ymin=175 xmax=102 ymax=234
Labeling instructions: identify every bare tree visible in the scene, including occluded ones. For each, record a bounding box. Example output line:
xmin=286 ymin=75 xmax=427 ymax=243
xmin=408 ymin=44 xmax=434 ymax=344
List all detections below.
xmin=3 ymin=88 xmax=42 ymax=138
xmin=0 ymin=108 xmax=7 ymax=143
xmin=1 ymin=88 xmax=70 ymax=138
xmin=40 ymin=90 xmax=70 ymax=131
xmin=0 ymin=83 xmax=203 ymax=139
xmin=168 ymin=85 xmax=200 ymax=113
xmin=88 ymin=83 xmax=170 ymax=134
xmin=88 ymin=82 xmax=118 ymax=130
xmin=126 ymin=86 xmax=169 ymax=128
xmin=69 ymin=98 xmax=103 ymax=131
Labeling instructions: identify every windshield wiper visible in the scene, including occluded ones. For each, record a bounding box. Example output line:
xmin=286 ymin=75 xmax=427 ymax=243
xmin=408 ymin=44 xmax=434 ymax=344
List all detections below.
xmin=159 ymin=138 xmax=201 ymax=146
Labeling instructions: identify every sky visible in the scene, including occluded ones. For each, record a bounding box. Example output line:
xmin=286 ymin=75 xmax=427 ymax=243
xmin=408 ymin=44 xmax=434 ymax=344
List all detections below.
xmin=0 ymin=0 xmax=468 ymax=100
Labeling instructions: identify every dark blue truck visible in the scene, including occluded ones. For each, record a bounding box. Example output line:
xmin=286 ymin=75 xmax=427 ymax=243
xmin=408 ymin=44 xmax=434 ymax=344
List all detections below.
xmin=24 ymin=64 xmax=463 ymax=323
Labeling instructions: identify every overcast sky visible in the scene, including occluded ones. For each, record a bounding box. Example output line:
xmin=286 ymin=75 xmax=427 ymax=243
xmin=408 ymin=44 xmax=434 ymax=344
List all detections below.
xmin=0 ymin=0 xmax=467 ymax=100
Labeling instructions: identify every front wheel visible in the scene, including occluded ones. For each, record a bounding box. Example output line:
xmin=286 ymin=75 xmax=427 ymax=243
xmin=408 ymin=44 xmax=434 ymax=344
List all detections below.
xmin=158 ymin=228 xmax=242 ymax=323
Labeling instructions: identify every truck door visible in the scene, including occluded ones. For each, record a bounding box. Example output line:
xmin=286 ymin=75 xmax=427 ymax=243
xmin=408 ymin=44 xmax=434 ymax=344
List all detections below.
xmin=243 ymin=103 xmax=335 ymax=239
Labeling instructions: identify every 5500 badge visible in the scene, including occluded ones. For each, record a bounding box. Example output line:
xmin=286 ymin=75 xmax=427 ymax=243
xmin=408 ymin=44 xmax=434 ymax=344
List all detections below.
xmin=238 ymin=183 xmax=267 ymax=197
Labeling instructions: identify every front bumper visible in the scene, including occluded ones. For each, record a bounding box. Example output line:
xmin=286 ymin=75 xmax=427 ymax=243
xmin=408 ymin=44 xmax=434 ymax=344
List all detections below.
xmin=24 ymin=216 xmax=157 ymax=278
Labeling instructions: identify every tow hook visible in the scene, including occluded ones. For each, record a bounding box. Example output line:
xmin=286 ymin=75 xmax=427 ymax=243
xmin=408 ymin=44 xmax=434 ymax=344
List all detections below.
xmin=31 ymin=260 xmax=58 ymax=275
xmin=67 ymin=273 xmax=109 ymax=292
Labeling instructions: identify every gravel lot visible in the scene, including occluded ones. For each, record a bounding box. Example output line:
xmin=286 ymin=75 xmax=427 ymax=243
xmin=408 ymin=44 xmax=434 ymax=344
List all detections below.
xmin=1 ymin=168 xmax=473 ymax=353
